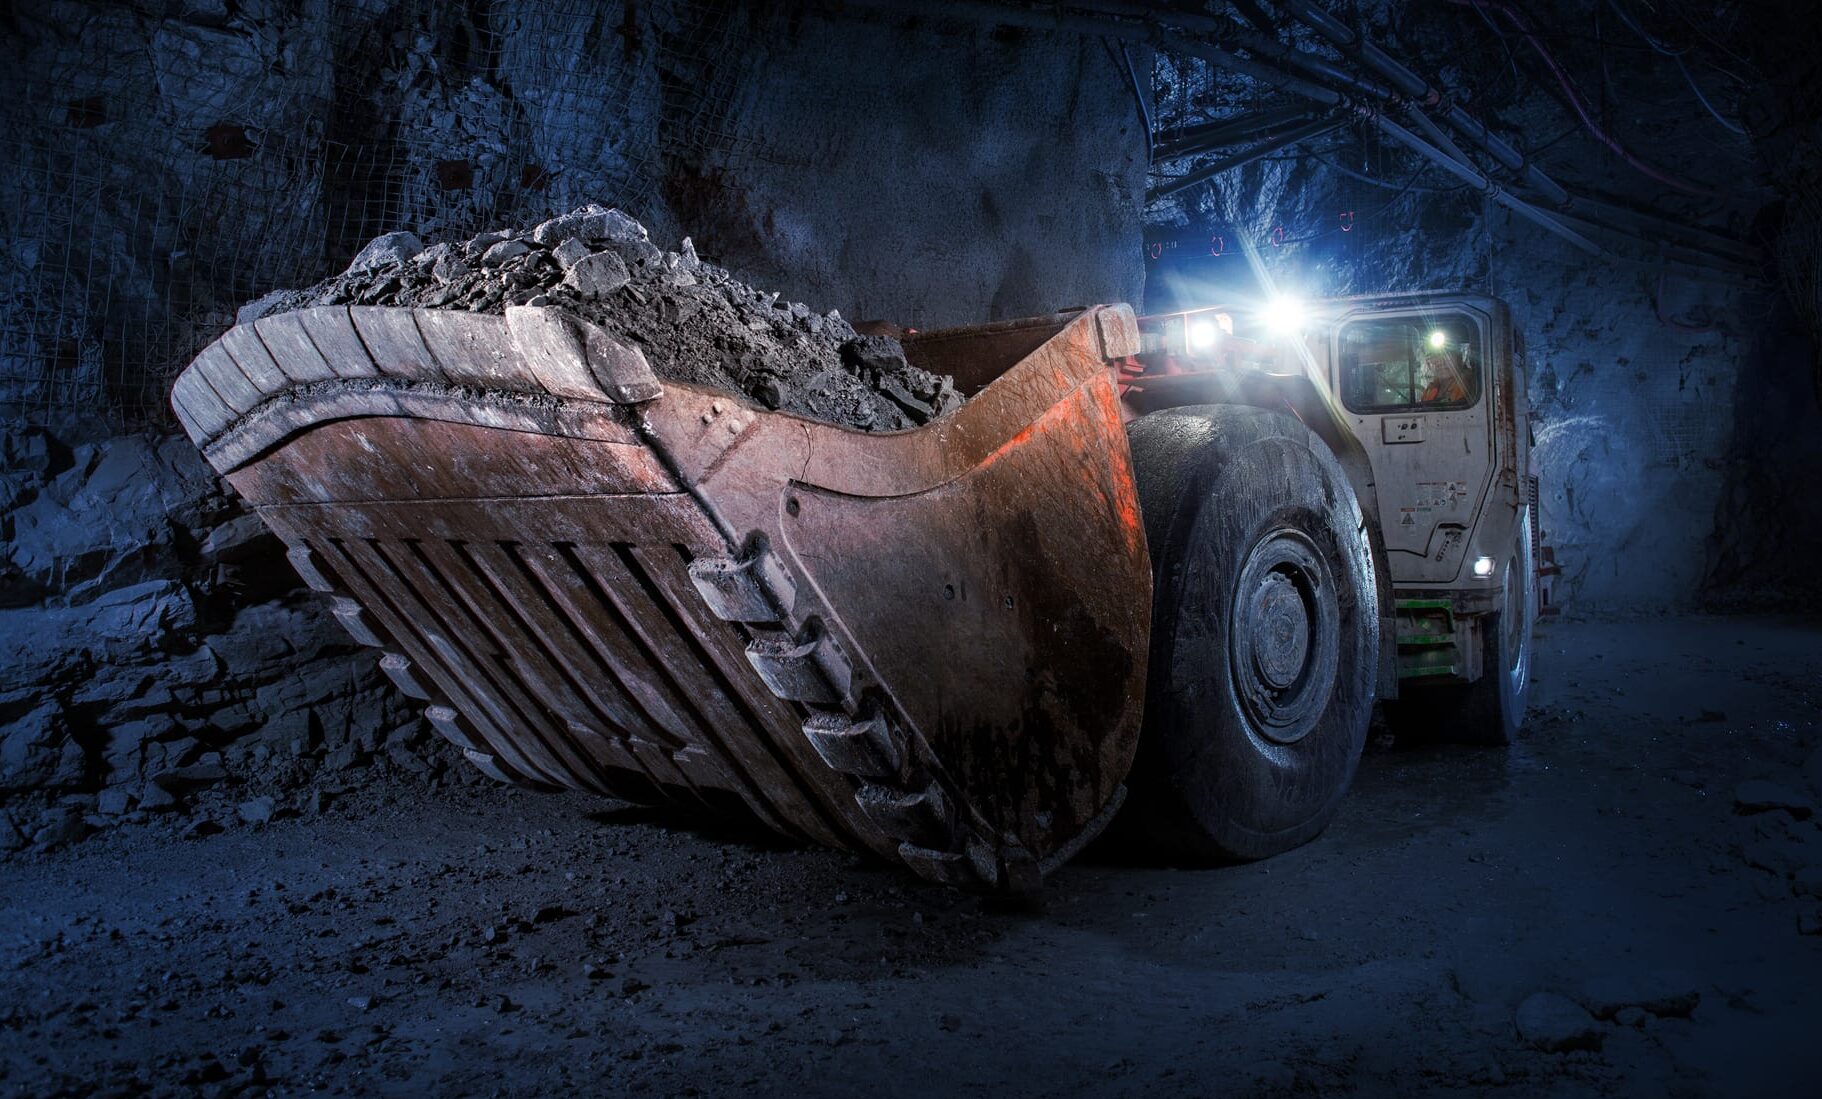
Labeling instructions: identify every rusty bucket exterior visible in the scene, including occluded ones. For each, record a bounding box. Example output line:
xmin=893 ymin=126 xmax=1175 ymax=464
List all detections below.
xmin=171 ymin=302 xmax=1151 ymax=890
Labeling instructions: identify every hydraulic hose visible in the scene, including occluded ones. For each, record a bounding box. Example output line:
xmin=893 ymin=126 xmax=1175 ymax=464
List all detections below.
xmin=1150 ymin=116 xmax=1348 ymax=198
xmin=1446 ymin=0 xmax=1720 ymax=196
xmin=1280 ymin=0 xmax=1568 ymax=205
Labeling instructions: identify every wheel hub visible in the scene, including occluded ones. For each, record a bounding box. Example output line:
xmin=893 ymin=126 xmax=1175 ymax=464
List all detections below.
xmin=1228 ymin=529 xmax=1340 ymax=745
xmin=1250 ymin=573 xmax=1310 ymax=689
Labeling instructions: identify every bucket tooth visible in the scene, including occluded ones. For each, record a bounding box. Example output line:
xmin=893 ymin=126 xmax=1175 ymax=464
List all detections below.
xmin=688 ymin=551 xmax=795 ymax=624
xmin=330 ymin=596 xmax=386 ymax=647
xmin=426 ymin=704 xmax=483 ymax=752
xmin=286 ymin=545 xmax=338 ymax=593
xmin=997 ymin=844 xmax=1043 ymax=897
xmin=462 ymin=748 xmax=517 ymax=784
xmin=897 ymin=843 xmax=977 ymax=886
xmin=379 ymin=653 xmax=432 ymax=700
xmin=965 ymin=837 xmax=1003 ymax=889
xmin=745 ymin=626 xmax=852 ymax=705
xmin=855 ymin=782 xmax=953 ymax=848
xmin=803 ymin=711 xmax=903 ymax=777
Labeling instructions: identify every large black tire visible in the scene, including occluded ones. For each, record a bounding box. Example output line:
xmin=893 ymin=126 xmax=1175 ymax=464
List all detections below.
xmin=1122 ymin=406 xmax=1380 ymax=862
xmin=1389 ymin=517 xmax=1533 ymax=745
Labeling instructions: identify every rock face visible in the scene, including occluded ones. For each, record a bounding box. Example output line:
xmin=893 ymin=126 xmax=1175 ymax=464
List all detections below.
xmin=267 ymin=208 xmax=965 ymax=432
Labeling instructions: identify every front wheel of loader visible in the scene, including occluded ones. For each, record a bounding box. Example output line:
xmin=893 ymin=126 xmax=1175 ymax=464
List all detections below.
xmin=1122 ymin=406 xmax=1380 ymax=862
xmin=1388 ymin=520 xmax=1534 ymax=746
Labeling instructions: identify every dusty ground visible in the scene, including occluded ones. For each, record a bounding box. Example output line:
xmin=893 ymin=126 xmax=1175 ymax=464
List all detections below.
xmin=3 ymin=613 xmax=1820 ymax=1097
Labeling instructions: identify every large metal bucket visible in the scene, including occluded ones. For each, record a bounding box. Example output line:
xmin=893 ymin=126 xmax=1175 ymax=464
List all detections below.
xmin=172 ymin=302 xmax=1151 ymax=890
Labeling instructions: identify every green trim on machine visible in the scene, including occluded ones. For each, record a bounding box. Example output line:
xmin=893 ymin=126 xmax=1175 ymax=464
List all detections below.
xmin=1395 ymin=598 xmax=1461 ymax=680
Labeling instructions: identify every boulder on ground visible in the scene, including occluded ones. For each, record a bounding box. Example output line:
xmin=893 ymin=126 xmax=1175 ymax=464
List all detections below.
xmin=1515 ymin=991 xmax=1604 ymax=1053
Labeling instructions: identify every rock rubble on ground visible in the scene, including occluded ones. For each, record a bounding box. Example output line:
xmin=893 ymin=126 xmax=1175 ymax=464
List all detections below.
xmin=1 ymin=425 xmax=462 ymax=857
xmin=256 ymin=206 xmax=964 ymax=432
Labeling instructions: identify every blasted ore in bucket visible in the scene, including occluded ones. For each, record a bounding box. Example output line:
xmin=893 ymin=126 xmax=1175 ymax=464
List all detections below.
xmin=247 ymin=206 xmax=963 ymax=431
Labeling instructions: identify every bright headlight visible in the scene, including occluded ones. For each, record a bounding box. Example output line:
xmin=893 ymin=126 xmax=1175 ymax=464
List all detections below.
xmin=1472 ymin=555 xmax=1495 ymax=578
xmin=1187 ymin=319 xmax=1219 ymax=350
xmin=1261 ymin=294 xmax=1306 ymax=334
xmin=1428 ymin=329 xmax=1448 ymax=350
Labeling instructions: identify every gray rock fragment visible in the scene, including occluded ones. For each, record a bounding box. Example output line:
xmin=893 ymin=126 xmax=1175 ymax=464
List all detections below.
xmin=563 ymin=250 xmax=630 ymax=299
xmin=237 ymin=796 xmax=276 ymax=824
xmin=0 ymin=700 xmax=83 ymax=792
xmin=29 ymin=806 xmax=86 ymax=849
xmin=469 ymin=229 xmax=516 ymax=251
xmin=153 ymin=760 xmax=228 ymax=792
xmin=530 ymin=204 xmax=647 ymax=248
xmin=433 ymin=250 xmax=471 ymax=282
xmin=138 ymin=784 xmax=180 ymax=812
xmin=201 ymin=512 xmax=276 ymax=563
xmin=841 ymin=334 xmax=907 ymax=377
xmin=653 ymin=252 xmax=696 ymax=287
xmin=183 ymin=817 xmax=223 ymax=839
xmin=551 ymin=237 xmax=591 ymax=271
xmin=236 ymin=290 xmax=291 ymax=326
xmin=607 ymin=236 xmax=662 ymax=268
xmin=346 ymin=231 xmax=423 ymax=273
xmin=752 ymin=376 xmax=786 ymax=409
xmin=481 ymin=239 xmax=530 ymax=268
xmin=530 ymin=208 xmax=600 ymax=246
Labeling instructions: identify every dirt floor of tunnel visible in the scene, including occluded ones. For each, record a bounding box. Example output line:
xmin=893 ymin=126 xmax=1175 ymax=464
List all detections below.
xmin=3 ymin=614 xmax=1820 ymax=1097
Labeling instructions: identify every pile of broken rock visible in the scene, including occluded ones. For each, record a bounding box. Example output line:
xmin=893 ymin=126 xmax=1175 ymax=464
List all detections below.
xmin=249 ymin=205 xmax=965 ymax=432
xmin=0 ymin=423 xmax=462 ymax=856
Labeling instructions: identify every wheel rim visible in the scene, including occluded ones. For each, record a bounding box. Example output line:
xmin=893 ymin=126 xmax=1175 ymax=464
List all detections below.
xmin=1228 ymin=528 xmax=1340 ymax=745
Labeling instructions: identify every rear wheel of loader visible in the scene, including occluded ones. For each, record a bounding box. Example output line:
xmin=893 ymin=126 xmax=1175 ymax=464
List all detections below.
xmin=1123 ymin=406 xmax=1379 ymax=862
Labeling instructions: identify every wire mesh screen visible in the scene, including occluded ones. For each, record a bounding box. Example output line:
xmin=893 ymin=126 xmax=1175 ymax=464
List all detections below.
xmin=0 ymin=0 xmax=753 ymax=426
xmin=1776 ymin=180 xmax=1822 ymax=404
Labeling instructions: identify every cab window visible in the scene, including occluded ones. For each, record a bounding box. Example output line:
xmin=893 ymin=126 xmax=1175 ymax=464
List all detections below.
xmin=1339 ymin=314 xmax=1482 ymax=414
